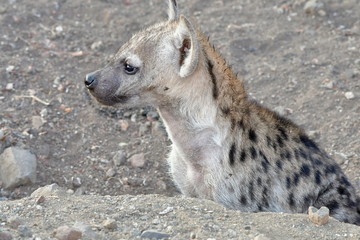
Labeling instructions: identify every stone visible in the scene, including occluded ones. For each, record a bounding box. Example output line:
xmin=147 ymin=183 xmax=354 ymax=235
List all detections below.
xmin=102 ymin=219 xmax=117 ymax=230
xmin=304 ymin=0 xmax=324 ymax=14
xmin=31 ymin=183 xmax=61 ymax=198
xmin=32 ymin=116 xmax=44 ymax=129
xmin=18 ymin=225 xmax=32 ymax=238
xmin=0 ymin=231 xmax=13 ymax=240
xmin=129 ymin=153 xmax=146 ymax=168
xmin=54 ymin=226 xmax=82 ymax=240
xmin=141 ymin=230 xmax=170 ymax=239
xmin=90 ymin=41 xmax=104 ymax=51
xmin=308 ymin=206 xmax=330 ymax=225
xmin=8 ymin=216 xmax=25 ymax=229
xmin=106 ymin=168 xmax=116 ymax=178
xmin=146 ymin=111 xmax=160 ymax=121
xmin=73 ymin=222 xmax=98 ymax=240
xmin=112 ymin=151 xmax=127 ymax=166
xmin=72 ymin=177 xmax=82 ymax=188
xmin=254 ymin=234 xmax=271 ymax=240
xmin=0 ymin=147 xmax=37 ymax=189
xmin=119 ymin=120 xmax=129 ymax=131
xmin=344 ymin=92 xmax=355 ymax=100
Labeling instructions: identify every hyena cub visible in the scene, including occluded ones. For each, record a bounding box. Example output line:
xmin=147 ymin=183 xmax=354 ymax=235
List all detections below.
xmin=85 ymin=0 xmax=360 ymax=225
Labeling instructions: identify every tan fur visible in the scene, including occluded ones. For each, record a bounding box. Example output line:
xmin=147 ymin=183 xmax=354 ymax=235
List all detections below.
xmin=85 ymin=0 xmax=360 ymax=225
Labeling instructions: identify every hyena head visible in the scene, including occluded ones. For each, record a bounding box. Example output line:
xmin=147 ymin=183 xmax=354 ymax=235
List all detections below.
xmin=85 ymin=0 xmax=200 ymax=107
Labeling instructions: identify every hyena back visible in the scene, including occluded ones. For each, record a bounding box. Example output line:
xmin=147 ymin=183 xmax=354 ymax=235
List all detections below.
xmin=85 ymin=0 xmax=360 ymax=225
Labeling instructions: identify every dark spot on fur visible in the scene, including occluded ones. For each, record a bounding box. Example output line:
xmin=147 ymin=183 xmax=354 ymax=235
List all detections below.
xmin=261 ymin=160 xmax=269 ymax=173
xmin=278 ymin=126 xmax=288 ymax=140
xmin=163 ymin=87 xmax=169 ymax=91
xmin=229 ymin=143 xmax=236 ymax=166
xmin=250 ymin=146 xmax=257 ymax=159
xmin=300 ymin=135 xmax=319 ymax=151
xmin=303 ymin=194 xmax=313 ymax=208
xmin=315 ymin=170 xmax=322 ymax=185
xmin=221 ymin=107 xmax=230 ymax=116
xmin=238 ymin=119 xmax=244 ymax=130
xmin=231 ymin=118 xmax=236 ymax=131
xmin=314 ymin=158 xmax=323 ymax=166
xmin=286 ymin=177 xmax=291 ymax=189
xmin=248 ymin=129 xmax=257 ymax=143
xmin=300 ymin=164 xmax=311 ymax=177
xmin=240 ymin=195 xmax=247 ymax=205
xmin=284 ymin=150 xmax=292 ymax=161
xmin=266 ymin=136 xmax=272 ymax=147
xmin=277 ymin=135 xmax=284 ymax=148
xmin=257 ymin=177 xmax=262 ymax=186
xmin=337 ymin=186 xmax=350 ymax=197
xmin=262 ymin=197 xmax=269 ymax=208
xmin=340 ymin=176 xmax=351 ymax=186
xmin=293 ymin=173 xmax=300 ymax=186
xmin=276 ymin=160 xmax=283 ymax=170
xmin=263 ymin=187 xmax=268 ymax=197
xmin=288 ymin=193 xmax=295 ymax=207
xmin=249 ymin=181 xmax=255 ymax=201
xmin=258 ymin=204 xmax=263 ymax=211
xmin=240 ymin=150 xmax=246 ymax=162
xmin=207 ymin=59 xmax=218 ymax=99
xmin=294 ymin=149 xmax=300 ymax=160
xmin=299 ymin=148 xmax=307 ymax=160
xmin=327 ymin=200 xmax=339 ymax=211
xmin=325 ymin=165 xmax=337 ymax=175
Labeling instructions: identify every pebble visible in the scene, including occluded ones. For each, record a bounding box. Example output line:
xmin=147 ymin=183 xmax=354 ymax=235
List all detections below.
xmin=119 ymin=120 xmax=129 ymax=131
xmin=0 ymin=231 xmax=13 ymax=240
xmin=36 ymin=195 xmax=46 ymax=204
xmin=344 ymin=92 xmax=355 ymax=100
xmin=6 ymin=66 xmax=15 ymax=73
xmin=303 ymin=0 xmax=324 ymax=14
xmin=308 ymin=206 xmax=330 ymax=225
xmin=31 ymin=183 xmax=60 ymax=198
xmin=146 ymin=111 xmax=160 ymax=121
xmin=90 ymin=40 xmax=104 ymax=51
xmin=72 ymin=177 xmax=82 ymax=188
xmin=112 ymin=150 xmax=127 ymax=166
xmin=102 ymin=219 xmax=117 ymax=230
xmin=254 ymin=234 xmax=271 ymax=240
xmin=18 ymin=225 xmax=33 ymax=238
xmin=73 ymin=222 xmax=98 ymax=240
xmin=8 ymin=216 xmax=25 ymax=229
xmin=0 ymin=147 xmax=37 ymax=189
xmin=106 ymin=168 xmax=116 ymax=178
xmin=32 ymin=116 xmax=44 ymax=129
xmin=140 ymin=230 xmax=170 ymax=239
xmin=129 ymin=153 xmax=146 ymax=168
xmin=273 ymin=106 xmax=292 ymax=116
xmin=54 ymin=225 xmax=82 ymax=240
xmin=5 ymin=83 xmax=14 ymax=90
xmin=131 ymin=113 xmax=137 ymax=122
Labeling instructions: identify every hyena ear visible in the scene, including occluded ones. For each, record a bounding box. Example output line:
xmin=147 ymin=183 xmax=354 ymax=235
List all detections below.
xmin=168 ymin=0 xmax=179 ymax=21
xmin=174 ymin=16 xmax=200 ymax=78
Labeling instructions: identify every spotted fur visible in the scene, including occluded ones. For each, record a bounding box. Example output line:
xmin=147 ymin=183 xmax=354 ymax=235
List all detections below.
xmin=85 ymin=0 xmax=360 ymax=225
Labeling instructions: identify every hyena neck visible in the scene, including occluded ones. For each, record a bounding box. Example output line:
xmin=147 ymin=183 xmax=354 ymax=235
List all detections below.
xmin=157 ymin=33 xmax=249 ymax=153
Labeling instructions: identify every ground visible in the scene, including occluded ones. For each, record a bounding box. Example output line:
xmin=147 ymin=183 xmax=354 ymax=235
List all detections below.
xmin=0 ymin=0 xmax=359 ymax=228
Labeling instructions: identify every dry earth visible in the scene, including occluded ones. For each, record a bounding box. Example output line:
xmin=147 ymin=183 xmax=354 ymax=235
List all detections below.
xmin=0 ymin=0 xmax=359 ymax=239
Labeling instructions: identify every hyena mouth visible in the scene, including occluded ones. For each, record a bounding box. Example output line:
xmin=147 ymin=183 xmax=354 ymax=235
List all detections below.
xmin=94 ymin=94 xmax=130 ymax=106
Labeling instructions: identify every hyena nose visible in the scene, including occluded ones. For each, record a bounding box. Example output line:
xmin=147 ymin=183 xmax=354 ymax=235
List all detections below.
xmin=84 ymin=72 xmax=97 ymax=90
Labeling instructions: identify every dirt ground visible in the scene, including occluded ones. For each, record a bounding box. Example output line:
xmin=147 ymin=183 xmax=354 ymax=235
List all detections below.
xmin=0 ymin=0 xmax=359 ymax=206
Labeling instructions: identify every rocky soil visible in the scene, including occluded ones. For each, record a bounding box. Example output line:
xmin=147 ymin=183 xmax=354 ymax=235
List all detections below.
xmin=0 ymin=0 xmax=359 ymax=238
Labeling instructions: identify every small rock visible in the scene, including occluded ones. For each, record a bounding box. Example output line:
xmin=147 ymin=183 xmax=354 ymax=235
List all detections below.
xmin=54 ymin=226 xmax=82 ymax=240
xmin=32 ymin=116 xmax=44 ymax=129
xmin=73 ymin=222 xmax=98 ymax=240
xmin=40 ymin=108 xmax=48 ymax=118
xmin=139 ymin=123 xmax=151 ymax=136
xmin=308 ymin=206 xmax=330 ymax=225
xmin=36 ymin=195 xmax=46 ymax=204
xmin=90 ymin=41 xmax=104 ymax=51
xmin=8 ymin=216 xmax=25 ymax=229
xmin=119 ymin=120 xmax=129 ymax=131
xmin=141 ymin=230 xmax=170 ymax=239
xmin=254 ymin=234 xmax=271 ymax=240
xmin=106 ymin=168 xmax=116 ymax=178
xmin=0 ymin=231 xmax=13 ymax=240
xmin=130 ymin=113 xmax=137 ymax=122
xmin=74 ymin=187 xmax=85 ymax=196
xmin=112 ymin=151 xmax=127 ymax=166
xmin=159 ymin=206 xmax=174 ymax=215
xmin=344 ymin=92 xmax=355 ymax=100
xmin=31 ymin=183 xmax=61 ymax=198
xmin=146 ymin=111 xmax=160 ymax=121
xmin=321 ymin=80 xmax=334 ymax=89
xmin=304 ymin=0 xmax=324 ymax=14
xmin=129 ymin=153 xmax=146 ymax=168
xmin=5 ymin=83 xmax=14 ymax=90
xmin=0 ymin=147 xmax=37 ymax=189
xmin=102 ymin=219 xmax=117 ymax=230
xmin=72 ymin=177 xmax=82 ymax=188
xmin=273 ymin=106 xmax=292 ymax=116
xmin=307 ymin=130 xmax=320 ymax=140
xmin=18 ymin=225 xmax=32 ymax=238
xmin=6 ymin=66 xmax=15 ymax=73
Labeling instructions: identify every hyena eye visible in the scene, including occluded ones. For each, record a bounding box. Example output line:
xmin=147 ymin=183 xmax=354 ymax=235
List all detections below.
xmin=124 ymin=63 xmax=139 ymax=75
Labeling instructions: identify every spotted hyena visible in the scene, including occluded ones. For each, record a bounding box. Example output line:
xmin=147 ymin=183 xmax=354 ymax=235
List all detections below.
xmin=85 ymin=0 xmax=360 ymax=225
